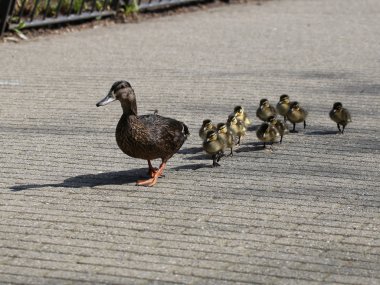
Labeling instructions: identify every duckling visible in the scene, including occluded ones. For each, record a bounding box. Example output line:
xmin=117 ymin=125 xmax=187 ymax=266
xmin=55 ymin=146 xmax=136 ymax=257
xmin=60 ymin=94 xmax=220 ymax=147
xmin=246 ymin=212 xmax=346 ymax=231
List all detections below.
xmin=276 ymin=94 xmax=291 ymax=122
xmin=286 ymin=101 xmax=308 ymax=133
xmin=199 ymin=119 xmax=216 ymax=140
xmin=267 ymin=116 xmax=288 ymax=143
xmin=217 ymin=123 xmax=234 ymax=156
xmin=96 ymin=80 xmax=189 ymax=187
xmin=256 ymin=121 xmax=280 ymax=149
xmin=233 ymin=105 xmax=252 ymax=127
xmin=329 ymin=102 xmax=352 ymax=134
xmin=203 ymin=130 xmax=224 ymax=167
xmin=256 ymin=99 xmax=277 ymax=122
xmin=226 ymin=114 xmax=246 ymax=145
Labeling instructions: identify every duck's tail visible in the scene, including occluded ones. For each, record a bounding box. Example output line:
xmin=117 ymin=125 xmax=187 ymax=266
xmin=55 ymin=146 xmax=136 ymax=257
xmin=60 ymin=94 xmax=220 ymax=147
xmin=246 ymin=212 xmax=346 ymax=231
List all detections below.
xmin=182 ymin=123 xmax=190 ymax=138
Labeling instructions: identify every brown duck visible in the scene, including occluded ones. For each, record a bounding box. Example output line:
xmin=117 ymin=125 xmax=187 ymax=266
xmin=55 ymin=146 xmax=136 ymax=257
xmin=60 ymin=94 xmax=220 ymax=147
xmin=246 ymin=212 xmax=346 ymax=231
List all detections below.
xmin=286 ymin=101 xmax=308 ymax=133
xmin=96 ymin=81 xmax=189 ymax=187
xmin=256 ymin=99 xmax=277 ymax=122
xmin=329 ymin=102 xmax=352 ymax=134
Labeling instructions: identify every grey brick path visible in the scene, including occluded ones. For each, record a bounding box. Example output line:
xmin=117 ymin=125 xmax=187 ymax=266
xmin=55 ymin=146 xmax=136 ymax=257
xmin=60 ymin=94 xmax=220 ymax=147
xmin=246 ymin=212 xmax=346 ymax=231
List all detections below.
xmin=0 ymin=0 xmax=379 ymax=284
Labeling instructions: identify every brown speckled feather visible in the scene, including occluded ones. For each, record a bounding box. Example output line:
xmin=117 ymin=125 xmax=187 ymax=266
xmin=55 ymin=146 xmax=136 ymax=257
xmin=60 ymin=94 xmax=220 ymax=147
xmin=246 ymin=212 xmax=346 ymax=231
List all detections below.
xmin=116 ymin=113 xmax=189 ymax=162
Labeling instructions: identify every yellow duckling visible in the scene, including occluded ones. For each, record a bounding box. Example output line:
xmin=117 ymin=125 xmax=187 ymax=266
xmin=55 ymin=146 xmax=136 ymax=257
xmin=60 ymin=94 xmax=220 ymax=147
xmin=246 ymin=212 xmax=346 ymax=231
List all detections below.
xmin=226 ymin=114 xmax=246 ymax=145
xmin=276 ymin=94 xmax=291 ymax=122
xmin=256 ymin=98 xmax=277 ymax=122
xmin=199 ymin=119 xmax=216 ymax=140
xmin=233 ymin=105 xmax=252 ymax=127
xmin=203 ymin=130 xmax=224 ymax=167
xmin=267 ymin=116 xmax=288 ymax=143
xmin=256 ymin=121 xmax=280 ymax=149
xmin=286 ymin=101 xmax=308 ymax=133
xmin=329 ymin=102 xmax=352 ymax=134
xmin=217 ymin=123 xmax=234 ymax=156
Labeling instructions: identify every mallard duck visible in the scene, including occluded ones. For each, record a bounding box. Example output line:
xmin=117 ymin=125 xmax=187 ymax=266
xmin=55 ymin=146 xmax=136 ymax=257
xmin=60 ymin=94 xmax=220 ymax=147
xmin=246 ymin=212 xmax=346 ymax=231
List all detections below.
xmin=203 ymin=130 xmax=224 ymax=167
xmin=256 ymin=99 xmax=277 ymax=122
xmin=286 ymin=101 xmax=308 ymax=133
xmin=96 ymin=80 xmax=189 ymax=187
xmin=226 ymin=114 xmax=246 ymax=145
xmin=256 ymin=121 xmax=280 ymax=148
xmin=276 ymin=94 xmax=291 ymax=122
xmin=199 ymin=119 xmax=216 ymax=140
xmin=267 ymin=116 xmax=288 ymax=143
xmin=233 ymin=106 xmax=252 ymax=127
xmin=329 ymin=102 xmax=352 ymax=134
xmin=217 ymin=123 xmax=234 ymax=156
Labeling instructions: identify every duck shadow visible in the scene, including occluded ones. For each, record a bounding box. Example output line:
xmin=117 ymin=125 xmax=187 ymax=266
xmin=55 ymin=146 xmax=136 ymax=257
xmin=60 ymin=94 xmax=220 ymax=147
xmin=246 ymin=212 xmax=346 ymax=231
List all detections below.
xmin=306 ymin=130 xmax=339 ymax=136
xmin=9 ymin=169 xmax=147 ymax=192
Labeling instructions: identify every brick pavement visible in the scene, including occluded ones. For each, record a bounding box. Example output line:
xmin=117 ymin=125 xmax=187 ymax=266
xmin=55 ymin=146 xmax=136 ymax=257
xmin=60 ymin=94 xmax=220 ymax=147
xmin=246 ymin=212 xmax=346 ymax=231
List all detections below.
xmin=0 ymin=0 xmax=379 ymax=284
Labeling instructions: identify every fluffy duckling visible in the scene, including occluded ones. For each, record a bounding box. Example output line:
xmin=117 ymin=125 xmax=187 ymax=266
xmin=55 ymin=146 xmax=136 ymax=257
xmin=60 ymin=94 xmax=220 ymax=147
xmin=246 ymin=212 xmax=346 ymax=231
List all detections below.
xmin=96 ymin=80 xmax=189 ymax=187
xmin=226 ymin=114 xmax=246 ymax=145
xmin=256 ymin=99 xmax=277 ymax=122
xmin=217 ymin=123 xmax=234 ymax=156
xmin=256 ymin=121 xmax=280 ymax=148
xmin=199 ymin=119 xmax=216 ymax=140
xmin=233 ymin=105 xmax=252 ymax=127
xmin=276 ymin=94 xmax=291 ymax=122
xmin=267 ymin=116 xmax=288 ymax=143
xmin=286 ymin=101 xmax=308 ymax=133
xmin=203 ymin=130 xmax=224 ymax=167
xmin=329 ymin=102 xmax=352 ymax=134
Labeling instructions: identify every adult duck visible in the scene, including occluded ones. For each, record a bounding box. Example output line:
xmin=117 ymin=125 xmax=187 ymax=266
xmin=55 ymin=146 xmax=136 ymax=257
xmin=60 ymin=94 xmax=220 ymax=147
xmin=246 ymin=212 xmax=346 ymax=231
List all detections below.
xmin=96 ymin=81 xmax=189 ymax=187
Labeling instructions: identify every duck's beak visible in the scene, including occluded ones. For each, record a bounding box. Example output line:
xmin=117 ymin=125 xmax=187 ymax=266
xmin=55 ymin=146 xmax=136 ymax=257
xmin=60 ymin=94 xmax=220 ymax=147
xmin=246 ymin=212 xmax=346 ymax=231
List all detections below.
xmin=96 ymin=92 xmax=116 ymax=107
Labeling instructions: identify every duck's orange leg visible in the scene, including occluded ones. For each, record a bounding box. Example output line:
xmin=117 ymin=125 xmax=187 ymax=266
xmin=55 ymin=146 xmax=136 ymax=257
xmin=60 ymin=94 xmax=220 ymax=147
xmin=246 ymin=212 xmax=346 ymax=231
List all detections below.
xmin=137 ymin=162 xmax=167 ymax=187
xmin=147 ymin=160 xmax=158 ymax=178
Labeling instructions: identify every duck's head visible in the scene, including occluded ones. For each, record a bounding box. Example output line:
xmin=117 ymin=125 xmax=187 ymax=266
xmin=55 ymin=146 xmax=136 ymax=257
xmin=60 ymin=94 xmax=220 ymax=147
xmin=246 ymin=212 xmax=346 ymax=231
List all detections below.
xmin=206 ymin=130 xmax=218 ymax=142
xmin=279 ymin=94 xmax=290 ymax=103
xmin=333 ymin=102 xmax=343 ymax=111
xmin=260 ymin=99 xmax=269 ymax=108
xmin=234 ymin=105 xmax=244 ymax=116
xmin=217 ymin=123 xmax=228 ymax=134
xmin=227 ymin=114 xmax=238 ymax=125
xmin=267 ymin=116 xmax=277 ymax=125
xmin=96 ymin=80 xmax=135 ymax=107
xmin=290 ymin=101 xmax=300 ymax=111
xmin=202 ymin=119 xmax=214 ymax=131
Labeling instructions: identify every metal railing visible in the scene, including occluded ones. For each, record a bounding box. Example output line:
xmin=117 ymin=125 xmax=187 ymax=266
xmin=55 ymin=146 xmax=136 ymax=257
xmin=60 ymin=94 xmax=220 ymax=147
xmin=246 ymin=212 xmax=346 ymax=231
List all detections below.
xmin=0 ymin=0 xmax=211 ymax=37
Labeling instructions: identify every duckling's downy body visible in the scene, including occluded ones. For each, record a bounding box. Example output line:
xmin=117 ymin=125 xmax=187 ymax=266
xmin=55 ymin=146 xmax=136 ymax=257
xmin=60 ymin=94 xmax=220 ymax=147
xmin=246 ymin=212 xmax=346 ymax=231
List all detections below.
xmin=276 ymin=94 xmax=291 ymax=122
xmin=217 ymin=123 xmax=234 ymax=156
xmin=329 ymin=102 xmax=352 ymax=134
xmin=267 ymin=116 xmax=288 ymax=143
xmin=203 ymin=130 xmax=224 ymax=167
xmin=256 ymin=122 xmax=280 ymax=148
xmin=96 ymin=81 xmax=189 ymax=186
xmin=227 ymin=114 xmax=246 ymax=145
xmin=286 ymin=101 xmax=308 ymax=132
xmin=257 ymin=99 xmax=277 ymax=122
xmin=199 ymin=119 xmax=216 ymax=140
xmin=233 ymin=106 xmax=252 ymax=127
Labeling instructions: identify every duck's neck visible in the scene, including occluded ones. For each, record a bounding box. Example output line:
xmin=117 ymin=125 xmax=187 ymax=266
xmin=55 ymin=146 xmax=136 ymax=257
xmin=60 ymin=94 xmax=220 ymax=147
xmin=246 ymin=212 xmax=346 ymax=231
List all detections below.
xmin=121 ymin=89 xmax=138 ymax=116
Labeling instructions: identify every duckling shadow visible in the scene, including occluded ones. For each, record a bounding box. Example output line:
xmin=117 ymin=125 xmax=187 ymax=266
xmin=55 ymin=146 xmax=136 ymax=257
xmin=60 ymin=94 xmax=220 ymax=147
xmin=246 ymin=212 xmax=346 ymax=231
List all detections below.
xmin=177 ymin=147 xmax=203 ymax=155
xmin=171 ymin=163 xmax=209 ymax=171
xmin=247 ymin=125 xmax=259 ymax=132
xmin=9 ymin=169 xmax=147 ymax=192
xmin=306 ymin=130 xmax=339 ymax=136
xmin=235 ymin=142 xmax=265 ymax=153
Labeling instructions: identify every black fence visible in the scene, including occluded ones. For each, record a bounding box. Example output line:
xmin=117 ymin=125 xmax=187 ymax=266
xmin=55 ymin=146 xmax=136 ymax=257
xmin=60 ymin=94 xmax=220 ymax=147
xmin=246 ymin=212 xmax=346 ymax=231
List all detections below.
xmin=0 ymin=0 xmax=209 ymax=37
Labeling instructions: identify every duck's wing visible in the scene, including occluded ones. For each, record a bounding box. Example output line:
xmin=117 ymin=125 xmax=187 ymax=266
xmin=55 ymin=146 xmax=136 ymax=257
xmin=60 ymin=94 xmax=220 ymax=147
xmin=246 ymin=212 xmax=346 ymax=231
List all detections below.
xmin=138 ymin=114 xmax=188 ymax=148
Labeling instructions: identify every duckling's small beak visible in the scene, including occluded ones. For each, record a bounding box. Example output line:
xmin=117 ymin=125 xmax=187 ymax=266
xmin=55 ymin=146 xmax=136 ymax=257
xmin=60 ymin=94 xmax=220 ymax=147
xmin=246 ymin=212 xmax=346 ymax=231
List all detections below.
xmin=96 ymin=92 xmax=116 ymax=107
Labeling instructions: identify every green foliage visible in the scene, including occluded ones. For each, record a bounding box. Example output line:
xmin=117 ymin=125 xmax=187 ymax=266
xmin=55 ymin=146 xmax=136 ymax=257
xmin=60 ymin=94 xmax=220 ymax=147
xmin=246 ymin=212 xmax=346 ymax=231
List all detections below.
xmin=124 ymin=0 xmax=139 ymax=15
